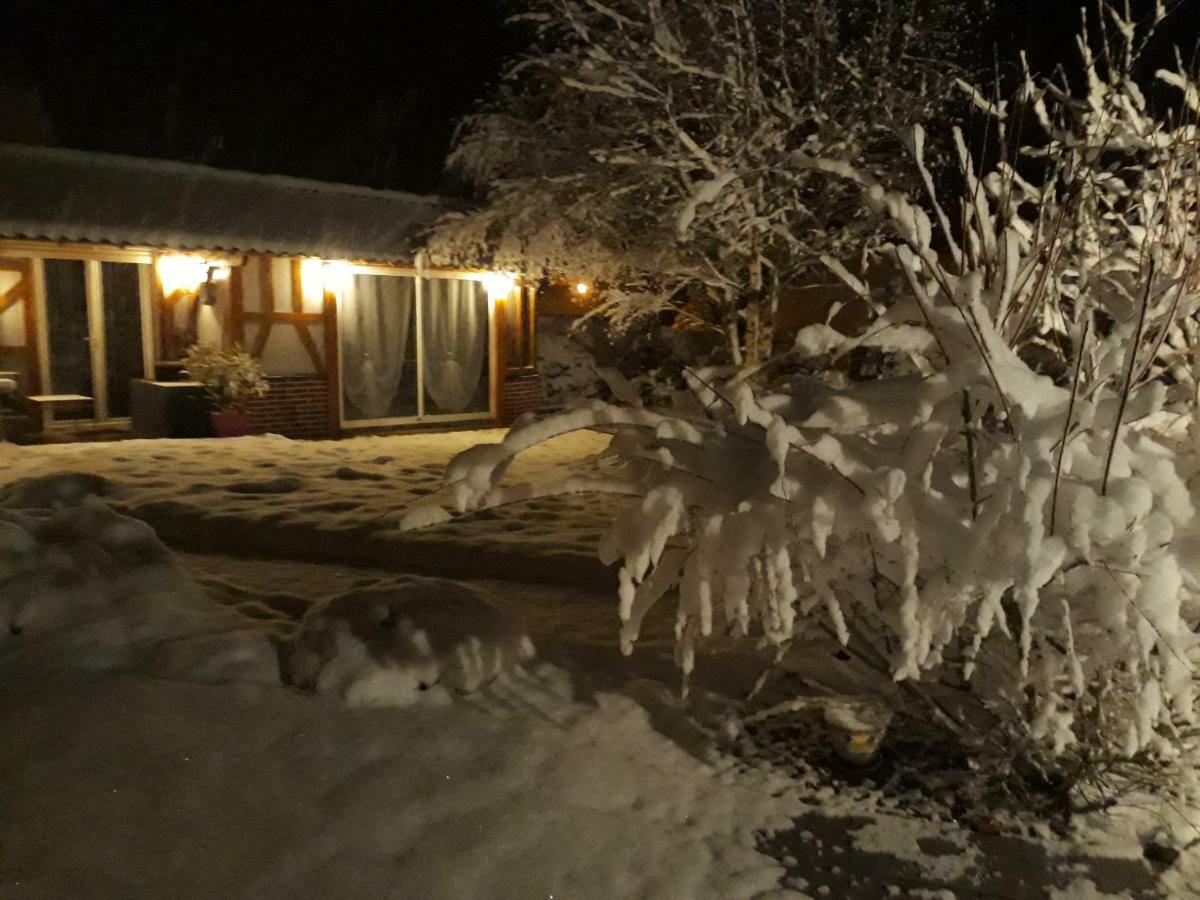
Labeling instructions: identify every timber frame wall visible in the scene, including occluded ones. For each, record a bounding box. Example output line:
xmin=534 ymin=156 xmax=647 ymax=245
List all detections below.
xmin=0 ymin=238 xmax=544 ymax=436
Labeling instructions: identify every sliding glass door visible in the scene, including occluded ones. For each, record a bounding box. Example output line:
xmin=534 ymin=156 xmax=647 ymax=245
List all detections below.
xmin=420 ymin=278 xmax=489 ymax=416
xmin=339 ymin=272 xmax=490 ymax=426
xmin=340 ymin=273 xmax=419 ymax=421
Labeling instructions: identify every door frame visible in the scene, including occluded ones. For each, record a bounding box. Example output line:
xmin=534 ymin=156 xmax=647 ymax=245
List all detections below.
xmin=30 ymin=254 xmax=156 ymax=427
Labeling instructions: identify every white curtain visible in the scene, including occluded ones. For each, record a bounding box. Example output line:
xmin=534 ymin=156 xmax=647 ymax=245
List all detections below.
xmin=341 ymin=274 xmax=414 ymax=419
xmin=422 ymin=279 xmax=488 ymax=413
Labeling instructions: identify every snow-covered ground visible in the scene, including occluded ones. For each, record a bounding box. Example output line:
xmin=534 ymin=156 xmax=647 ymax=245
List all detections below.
xmin=0 ymin=429 xmax=621 ymax=585
xmin=0 ymin=435 xmax=1193 ymax=898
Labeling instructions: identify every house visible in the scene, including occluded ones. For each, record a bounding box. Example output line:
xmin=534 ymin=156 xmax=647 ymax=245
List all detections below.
xmin=0 ymin=142 xmax=543 ymax=440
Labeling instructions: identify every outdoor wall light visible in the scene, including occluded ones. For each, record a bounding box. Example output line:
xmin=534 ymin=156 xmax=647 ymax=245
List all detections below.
xmin=483 ymin=272 xmax=517 ymax=300
xmin=157 ymin=255 xmax=212 ymax=297
xmin=299 ymin=257 xmax=327 ymax=308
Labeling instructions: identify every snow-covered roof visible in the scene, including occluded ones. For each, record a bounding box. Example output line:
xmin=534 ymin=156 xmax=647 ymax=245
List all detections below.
xmin=0 ymin=143 xmax=452 ymax=263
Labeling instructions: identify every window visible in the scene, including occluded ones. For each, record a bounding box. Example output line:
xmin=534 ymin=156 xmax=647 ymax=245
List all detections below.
xmin=337 ymin=272 xmax=491 ymax=424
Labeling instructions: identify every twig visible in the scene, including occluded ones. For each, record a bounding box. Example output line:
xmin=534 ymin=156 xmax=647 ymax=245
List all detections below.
xmin=962 ymin=389 xmax=980 ymax=521
xmin=1102 ymin=259 xmax=1156 ymax=496
xmin=1051 ymin=318 xmax=1089 ymax=534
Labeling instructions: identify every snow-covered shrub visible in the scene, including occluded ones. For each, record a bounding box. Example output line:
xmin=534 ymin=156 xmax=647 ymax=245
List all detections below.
xmin=0 ymin=476 xmax=287 ymax=682
xmin=290 ymin=581 xmax=536 ymax=707
xmin=183 ymin=342 xmax=269 ymax=412
xmin=410 ymin=5 xmax=1200 ymax=777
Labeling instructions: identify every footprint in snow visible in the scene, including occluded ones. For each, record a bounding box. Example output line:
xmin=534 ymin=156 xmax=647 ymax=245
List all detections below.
xmin=331 ymin=467 xmax=386 ymax=482
xmin=224 ymin=477 xmax=303 ymax=495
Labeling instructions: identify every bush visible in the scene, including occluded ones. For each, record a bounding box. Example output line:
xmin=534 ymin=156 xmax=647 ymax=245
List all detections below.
xmin=183 ymin=343 xmax=269 ymax=412
xmin=410 ymin=2 xmax=1200 ymax=797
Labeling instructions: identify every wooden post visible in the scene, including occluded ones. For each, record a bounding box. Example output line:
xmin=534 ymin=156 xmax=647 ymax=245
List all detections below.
xmin=20 ymin=258 xmax=42 ymax=393
xmin=229 ymin=265 xmax=245 ymax=347
xmin=490 ymin=293 xmax=508 ymax=422
xmin=324 ymin=285 xmax=340 ymax=436
xmin=84 ymin=260 xmax=107 ymax=420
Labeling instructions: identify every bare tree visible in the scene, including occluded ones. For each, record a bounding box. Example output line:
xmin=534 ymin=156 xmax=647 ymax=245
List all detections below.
xmin=435 ymin=0 xmax=985 ymax=365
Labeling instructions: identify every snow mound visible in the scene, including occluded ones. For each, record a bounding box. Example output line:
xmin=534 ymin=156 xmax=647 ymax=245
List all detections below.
xmin=290 ymin=580 xmax=537 ymax=705
xmin=0 ymin=482 xmax=288 ymax=683
xmin=0 ymin=471 xmax=114 ymax=508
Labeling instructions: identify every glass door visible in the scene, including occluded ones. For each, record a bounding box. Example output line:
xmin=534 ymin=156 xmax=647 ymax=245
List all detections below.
xmin=100 ymin=262 xmax=149 ymax=418
xmin=42 ymin=259 xmax=92 ymax=418
xmin=420 ymin=277 xmax=490 ymax=416
xmin=338 ymin=271 xmax=491 ymax=427
xmin=40 ymin=258 xmax=151 ymax=422
xmin=339 ymin=272 xmax=419 ymax=423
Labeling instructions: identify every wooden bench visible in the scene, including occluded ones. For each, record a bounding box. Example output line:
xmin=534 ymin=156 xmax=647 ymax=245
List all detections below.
xmin=24 ymin=394 xmax=94 ymax=432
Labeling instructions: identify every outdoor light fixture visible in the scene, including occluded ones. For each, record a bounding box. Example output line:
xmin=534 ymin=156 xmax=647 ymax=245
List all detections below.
xmin=157 ymin=255 xmax=211 ymax=297
xmin=322 ymin=260 xmax=353 ymax=294
xmin=574 ymin=281 xmax=590 ymax=296
xmin=299 ymin=257 xmax=327 ymax=309
xmin=483 ymin=272 xmax=517 ymax=300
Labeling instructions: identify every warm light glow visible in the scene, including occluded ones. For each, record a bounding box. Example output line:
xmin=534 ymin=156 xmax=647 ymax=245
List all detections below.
xmin=574 ymin=281 xmax=591 ymax=296
xmin=209 ymin=266 xmax=231 ymax=283
xmin=299 ymin=258 xmax=327 ymax=307
xmin=323 ymin=260 xmax=354 ymax=294
xmin=0 ymin=270 xmax=22 ymax=296
xmin=157 ymin=255 xmax=210 ymax=296
xmin=482 ymin=273 xmax=517 ymax=300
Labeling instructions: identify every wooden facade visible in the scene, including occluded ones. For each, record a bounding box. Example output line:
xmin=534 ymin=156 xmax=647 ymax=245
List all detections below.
xmin=0 ymin=237 xmax=540 ymax=438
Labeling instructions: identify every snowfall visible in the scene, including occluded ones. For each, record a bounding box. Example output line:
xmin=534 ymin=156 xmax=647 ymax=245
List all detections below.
xmin=0 ymin=429 xmax=1196 ymax=899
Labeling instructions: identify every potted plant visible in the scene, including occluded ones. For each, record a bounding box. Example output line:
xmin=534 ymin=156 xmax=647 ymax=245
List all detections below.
xmin=182 ymin=343 xmax=269 ymax=437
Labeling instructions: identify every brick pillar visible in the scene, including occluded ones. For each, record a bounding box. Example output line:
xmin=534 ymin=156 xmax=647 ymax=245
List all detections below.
xmin=500 ymin=372 xmax=543 ymax=425
xmin=246 ymin=374 xmax=334 ymax=439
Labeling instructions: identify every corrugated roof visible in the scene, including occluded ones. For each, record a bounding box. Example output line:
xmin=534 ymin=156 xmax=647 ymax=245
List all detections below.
xmin=0 ymin=143 xmax=452 ymax=263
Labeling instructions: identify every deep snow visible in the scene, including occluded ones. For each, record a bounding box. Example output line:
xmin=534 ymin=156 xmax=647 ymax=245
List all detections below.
xmin=0 ymin=429 xmax=620 ymax=585
xmin=0 ymin=437 xmax=1194 ymax=898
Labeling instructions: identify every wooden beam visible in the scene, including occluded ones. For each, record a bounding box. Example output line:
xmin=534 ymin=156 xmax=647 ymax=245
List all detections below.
xmin=294 ymin=321 xmax=325 ymax=373
xmin=0 ymin=292 xmax=23 ymax=315
xmin=138 ymin=264 xmax=156 ymax=379
xmin=0 ymin=239 xmax=244 ymax=266
xmin=490 ymin=295 xmax=506 ymax=421
xmin=241 ymin=310 xmax=323 ymax=323
xmin=22 ymin=259 xmax=42 ymax=393
xmin=291 ymin=259 xmax=305 ymax=313
xmin=85 ymin=260 xmax=107 ymax=420
xmin=229 ymin=265 xmax=245 ymax=346
xmin=30 ymin=258 xmax=49 ymax=396
xmin=250 ymin=319 xmax=273 ymax=358
xmin=251 ymin=260 xmax=274 ymax=358
xmin=324 ymin=286 xmax=340 ymax=434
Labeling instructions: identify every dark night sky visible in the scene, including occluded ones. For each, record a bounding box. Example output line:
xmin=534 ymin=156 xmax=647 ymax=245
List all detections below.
xmin=0 ymin=1 xmax=1196 ymax=195
xmin=0 ymin=0 xmax=517 ymax=194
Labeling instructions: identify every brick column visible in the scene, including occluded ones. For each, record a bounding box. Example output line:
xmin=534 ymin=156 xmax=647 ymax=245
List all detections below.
xmin=500 ymin=372 xmax=543 ymax=425
xmin=246 ymin=374 xmax=334 ymax=439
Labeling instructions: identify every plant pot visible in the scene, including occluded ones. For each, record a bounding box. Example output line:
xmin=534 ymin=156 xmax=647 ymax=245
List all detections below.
xmin=210 ymin=410 xmax=253 ymax=438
